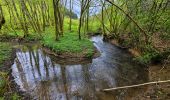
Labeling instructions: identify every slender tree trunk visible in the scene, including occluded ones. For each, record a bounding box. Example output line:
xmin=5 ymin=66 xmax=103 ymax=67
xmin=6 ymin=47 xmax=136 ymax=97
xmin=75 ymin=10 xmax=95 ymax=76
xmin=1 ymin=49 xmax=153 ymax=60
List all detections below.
xmin=12 ymin=0 xmax=28 ymax=36
xmin=101 ymin=1 xmax=106 ymax=37
xmin=105 ymin=0 xmax=148 ymax=43
xmin=41 ymin=1 xmax=46 ymax=31
xmin=0 ymin=5 xmax=5 ymax=30
xmin=78 ymin=12 xmax=83 ymax=40
xmin=69 ymin=0 xmax=72 ymax=31
xmin=53 ymin=0 xmax=59 ymax=40
xmin=20 ymin=0 xmax=28 ymax=37
xmin=86 ymin=0 xmax=90 ymax=32
xmin=78 ymin=0 xmax=91 ymax=40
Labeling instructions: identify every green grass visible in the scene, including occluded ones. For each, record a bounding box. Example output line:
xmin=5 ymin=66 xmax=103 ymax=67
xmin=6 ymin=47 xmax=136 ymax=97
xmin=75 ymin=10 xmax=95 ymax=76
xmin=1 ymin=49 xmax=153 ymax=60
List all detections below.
xmin=0 ymin=43 xmax=20 ymax=99
xmin=0 ymin=43 xmax=12 ymax=67
xmin=0 ymin=42 xmax=13 ymax=97
xmin=0 ymin=72 xmax=8 ymax=96
xmin=64 ymin=17 xmax=79 ymax=32
xmin=42 ymin=28 xmax=94 ymax=58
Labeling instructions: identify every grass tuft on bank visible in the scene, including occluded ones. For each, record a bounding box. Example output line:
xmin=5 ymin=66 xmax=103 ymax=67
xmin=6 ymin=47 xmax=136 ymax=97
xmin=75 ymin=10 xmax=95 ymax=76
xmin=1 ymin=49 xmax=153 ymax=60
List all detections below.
xmin=0 ymin=43 xmax=12 ymax=67
xmin=0 ymin=43 xmax=20 ymax=99
xmin=0 ymin=42 xmax=12 ymax=96
xmin=42 ymin=30 xmax=94 ymax=58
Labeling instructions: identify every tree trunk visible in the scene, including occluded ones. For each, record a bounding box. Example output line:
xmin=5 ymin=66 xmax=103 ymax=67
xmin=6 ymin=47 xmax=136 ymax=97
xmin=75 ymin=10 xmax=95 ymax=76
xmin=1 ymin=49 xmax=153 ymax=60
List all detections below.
xmin=105 ymin=0 xmax=148 ymax=43
xmin=0 ymin=5 xmax=5 ymax=30
xmin=53 ymin=0 xmax=60 ymax=40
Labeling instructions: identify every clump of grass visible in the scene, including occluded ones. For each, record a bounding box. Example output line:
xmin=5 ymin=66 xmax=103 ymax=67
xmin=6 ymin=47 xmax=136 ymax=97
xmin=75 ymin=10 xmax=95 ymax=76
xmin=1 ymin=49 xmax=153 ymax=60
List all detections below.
xmin=42 ymin=30 xmax=94 ymax=58
xmin=0 ymin=72 xmax=8 ymax=96
xmin=11 ymin=93 xmax=20 ymax=100
xmin=0 ymin=43 xmax=12 ymax=97
xmin=0 ymin=43 xmax=20 ymax=99
xmin=0 ymin=43 xmax=12 ymax=67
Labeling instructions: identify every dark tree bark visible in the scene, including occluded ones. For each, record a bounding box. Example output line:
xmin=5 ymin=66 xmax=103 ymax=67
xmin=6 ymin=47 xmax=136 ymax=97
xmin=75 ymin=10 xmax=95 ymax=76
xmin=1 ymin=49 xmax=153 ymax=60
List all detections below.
xmin=0 ymin=5 xmax=5 ymax=29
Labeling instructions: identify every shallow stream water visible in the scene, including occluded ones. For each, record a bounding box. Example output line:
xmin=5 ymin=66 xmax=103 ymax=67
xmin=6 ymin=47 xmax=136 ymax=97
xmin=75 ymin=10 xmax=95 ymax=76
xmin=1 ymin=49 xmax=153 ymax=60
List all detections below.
xmin=11 ymin=36 xmax=148 ymax=100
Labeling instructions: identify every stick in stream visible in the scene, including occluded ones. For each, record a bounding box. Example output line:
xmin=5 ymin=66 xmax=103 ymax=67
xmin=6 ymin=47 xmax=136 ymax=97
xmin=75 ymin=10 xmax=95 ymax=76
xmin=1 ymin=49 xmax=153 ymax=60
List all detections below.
xmin=103 ymin=80 xmax=170 ymax=92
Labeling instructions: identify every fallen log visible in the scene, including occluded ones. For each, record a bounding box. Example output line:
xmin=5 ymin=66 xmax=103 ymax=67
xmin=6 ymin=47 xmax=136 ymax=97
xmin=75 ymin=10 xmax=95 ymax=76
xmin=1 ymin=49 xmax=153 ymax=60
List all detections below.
xmin=103 ymin=80 xmax=170 ymax=92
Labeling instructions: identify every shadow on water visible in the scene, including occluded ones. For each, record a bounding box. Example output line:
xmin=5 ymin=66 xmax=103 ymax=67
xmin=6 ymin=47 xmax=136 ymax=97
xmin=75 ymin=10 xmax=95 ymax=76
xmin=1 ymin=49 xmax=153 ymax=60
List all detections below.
xmin=12 ymin=36 xmax=149 ymax=100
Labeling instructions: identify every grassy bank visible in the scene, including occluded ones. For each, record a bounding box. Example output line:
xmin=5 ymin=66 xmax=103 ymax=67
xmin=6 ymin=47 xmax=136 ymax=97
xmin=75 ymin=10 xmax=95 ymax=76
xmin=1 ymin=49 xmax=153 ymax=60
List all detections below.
xmin=0 ymin=42 xmax=20 ymax=99
xmin=0 ymin=43 xmax=12 ymax=67
xmin=42 ymin=29 xmax=94 ymax=58
xmin=0 ymin=16 xmax=95 ymax=58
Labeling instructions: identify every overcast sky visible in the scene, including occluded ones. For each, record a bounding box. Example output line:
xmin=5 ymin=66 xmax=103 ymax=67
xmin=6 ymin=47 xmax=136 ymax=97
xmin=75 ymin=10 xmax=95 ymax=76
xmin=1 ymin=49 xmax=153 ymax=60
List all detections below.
xmin=65 ymin=0 xmax=103 ymax=17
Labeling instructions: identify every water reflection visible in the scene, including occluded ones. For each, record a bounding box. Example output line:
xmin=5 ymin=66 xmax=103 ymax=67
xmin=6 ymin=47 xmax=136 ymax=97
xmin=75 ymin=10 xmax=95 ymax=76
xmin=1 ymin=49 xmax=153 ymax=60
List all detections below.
xmin=12 ymin=36 xmax=148 ymax=100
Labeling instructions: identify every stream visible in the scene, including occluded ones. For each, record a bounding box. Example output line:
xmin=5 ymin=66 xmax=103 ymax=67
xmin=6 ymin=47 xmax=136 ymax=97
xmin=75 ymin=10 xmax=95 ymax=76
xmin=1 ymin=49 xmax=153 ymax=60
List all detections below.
xmin=11 ymin=36 xmax=148 ymax=100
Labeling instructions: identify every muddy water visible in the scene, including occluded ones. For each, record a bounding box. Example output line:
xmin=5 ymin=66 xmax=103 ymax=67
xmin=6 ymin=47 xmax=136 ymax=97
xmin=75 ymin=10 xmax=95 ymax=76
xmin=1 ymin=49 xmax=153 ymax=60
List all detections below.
xmin=12 ymin=36 xmax=148 ymax=100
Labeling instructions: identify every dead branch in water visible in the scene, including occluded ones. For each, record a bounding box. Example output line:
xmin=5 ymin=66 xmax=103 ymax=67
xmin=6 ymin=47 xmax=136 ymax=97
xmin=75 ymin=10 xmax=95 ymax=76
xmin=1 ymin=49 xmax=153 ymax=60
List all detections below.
xmin=103 ymin=80 xmax=170 ymax=92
